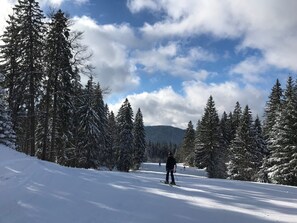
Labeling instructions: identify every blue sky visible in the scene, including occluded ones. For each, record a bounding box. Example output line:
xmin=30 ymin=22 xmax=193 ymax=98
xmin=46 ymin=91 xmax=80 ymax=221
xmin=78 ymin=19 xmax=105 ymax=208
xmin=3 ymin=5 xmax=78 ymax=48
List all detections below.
xmin=1 ymin=0 xmax=297 ymax=128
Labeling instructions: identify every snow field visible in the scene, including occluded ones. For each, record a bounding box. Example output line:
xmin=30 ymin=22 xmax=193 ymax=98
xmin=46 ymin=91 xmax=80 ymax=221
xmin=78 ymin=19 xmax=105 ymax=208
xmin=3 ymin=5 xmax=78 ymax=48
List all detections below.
xmin=1 ymin=145 xmax=297 ymax=223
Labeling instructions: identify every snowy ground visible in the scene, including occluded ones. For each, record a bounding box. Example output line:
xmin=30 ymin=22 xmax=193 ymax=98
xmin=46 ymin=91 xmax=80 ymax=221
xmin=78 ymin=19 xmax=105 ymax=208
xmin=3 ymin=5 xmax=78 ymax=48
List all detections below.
xmin=1 ymin=145 xmax=297 ymax=223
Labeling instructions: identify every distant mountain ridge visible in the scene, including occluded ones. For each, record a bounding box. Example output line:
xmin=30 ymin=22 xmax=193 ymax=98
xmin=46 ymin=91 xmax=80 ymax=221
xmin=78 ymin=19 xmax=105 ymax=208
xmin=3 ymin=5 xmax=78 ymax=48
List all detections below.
xmin=144 ymin=125 xmax=185 ymax=145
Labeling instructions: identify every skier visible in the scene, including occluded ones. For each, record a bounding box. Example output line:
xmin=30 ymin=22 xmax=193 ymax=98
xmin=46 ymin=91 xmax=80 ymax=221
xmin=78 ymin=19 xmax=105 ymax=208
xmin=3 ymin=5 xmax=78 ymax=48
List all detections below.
xmin=165 ymin=151 xmax=177 ymax=185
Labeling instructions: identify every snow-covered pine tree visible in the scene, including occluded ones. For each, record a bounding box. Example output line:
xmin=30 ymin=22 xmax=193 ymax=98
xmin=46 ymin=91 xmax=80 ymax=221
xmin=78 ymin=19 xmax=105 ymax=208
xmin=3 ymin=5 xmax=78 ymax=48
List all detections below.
xmin=116 ymin=98 xmax=134 ymax=172
xmin=219 ymin=112 xmax=228 ymax=149
xmin=252 ymin=116 xmax=267 ymax=179
xmin=104 ymin=109 xmax=117 ymax=170
xmin=263 ymin=79 xmax=283 ymax=138
xmin=0 ymin=77 xmax=16 ymax=149
xmin=267 ymin=76 xmax=297 ymax=186
xmin=260 ymin=79 xmax=283 ymax=182
xmin=0 ymin=14 xmax=20 ymax=124
xmin=218 ymin=111 xmax=231 ymax=177
xmin=195 ymin=96 xmax=225 ymax=178
xmin=39 ymin=9 xmax=76 ymax=163
xmin=1 ymin=0 xmax=45 ymax=155
xmin=230 ymin=102 xmax=242 ymax=141
xmin=93 ymin=83 xmax=107 ymax=162
xmin=253 ymin=116 xmax=268 ymax=181
xmin=253 ymin=116 xmax=267 ymax=158
xmin=228 ymin=105 xmax=257 ymax=181
xmin=227 ymin=112 xmax=233 ymax=141
xmin=132 ymin=108 xmax=146 ymax=170
xmin=180 ymin=121 xmax=195 ymax=166
xmin=76 ymin=77 xmax=102 ymax=168
xmin=66 ymin=68 xmax=83 ymax=167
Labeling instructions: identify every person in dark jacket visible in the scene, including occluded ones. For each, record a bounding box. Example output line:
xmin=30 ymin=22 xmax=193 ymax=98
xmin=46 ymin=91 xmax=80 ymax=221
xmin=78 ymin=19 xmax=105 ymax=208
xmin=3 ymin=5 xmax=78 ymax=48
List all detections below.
xmin=165 ymin=151 xmax=177 ymax=185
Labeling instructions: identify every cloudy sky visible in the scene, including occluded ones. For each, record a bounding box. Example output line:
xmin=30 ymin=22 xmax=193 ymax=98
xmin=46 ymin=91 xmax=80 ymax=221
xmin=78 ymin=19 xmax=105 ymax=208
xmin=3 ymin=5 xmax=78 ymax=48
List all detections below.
xmin=1 ymin=0 xmax=297 ymax=129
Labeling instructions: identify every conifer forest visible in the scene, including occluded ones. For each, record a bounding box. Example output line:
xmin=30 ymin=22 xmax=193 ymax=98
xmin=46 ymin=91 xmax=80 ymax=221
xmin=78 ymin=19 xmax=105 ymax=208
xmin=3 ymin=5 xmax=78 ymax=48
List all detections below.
xmin=0 ymin=0 xmax=145 ymax=171
xmin=1 ymin=0 xmax=297 ymax=186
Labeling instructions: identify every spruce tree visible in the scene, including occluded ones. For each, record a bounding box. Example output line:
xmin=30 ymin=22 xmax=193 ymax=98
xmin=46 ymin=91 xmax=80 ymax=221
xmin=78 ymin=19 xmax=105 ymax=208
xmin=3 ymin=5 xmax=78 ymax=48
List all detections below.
xmin=228 ymin=105 xmax=257 ymax=181
xmin=38 ymin=9 xmax=76 ymax=162
xmin=253 ymin=116 xmax=268 ymax=181
xmin=231 ymin=102 xmax=242 ymax=141
xmin=104 ymin=109 xmax=117 ymax=170
xmin=220 ymin=112 xmax=228 ymax=148
xmin=180 ymin=121 xmax=195 ymax=166
xmin=263 ymin=79 xmax=283 ymax=138
xmin=116 ymin=98 xmax=134 ymax=172
xmin=253 ymin=116 xmax=267 ymax=158
xmin=267 ymin=77 xmax=297 ymax=185
xmin=218 ymin=112 xmax=231 ymax=178
xmin=195 ymin=96 xmax=225 ymax=178
xmin=132 ymin=108 xmax=146 ymax=170
xmin=1 ymin=0 xmax=45 ymax=155
xmin=76 ymin=78 xmax=102 ymax=168
xmin=94 ymin=83 xmax=107 ymax=158
xmin=0 ymin=14 xmax=20 ymax=124
xmin=260 ymin=79 xmax=283 ymax=182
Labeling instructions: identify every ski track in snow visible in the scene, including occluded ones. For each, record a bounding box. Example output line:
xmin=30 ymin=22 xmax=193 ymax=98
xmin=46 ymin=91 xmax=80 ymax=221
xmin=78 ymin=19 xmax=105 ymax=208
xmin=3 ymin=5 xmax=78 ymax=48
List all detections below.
xmin=1 ymin=145 xmax=297 ymax=223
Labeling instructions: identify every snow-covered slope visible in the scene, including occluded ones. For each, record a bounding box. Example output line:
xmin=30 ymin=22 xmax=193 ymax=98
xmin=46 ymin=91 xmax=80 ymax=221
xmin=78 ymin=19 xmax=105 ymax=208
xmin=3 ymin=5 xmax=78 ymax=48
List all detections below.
xmin=1 ymin=145 xmax=297 ymax=223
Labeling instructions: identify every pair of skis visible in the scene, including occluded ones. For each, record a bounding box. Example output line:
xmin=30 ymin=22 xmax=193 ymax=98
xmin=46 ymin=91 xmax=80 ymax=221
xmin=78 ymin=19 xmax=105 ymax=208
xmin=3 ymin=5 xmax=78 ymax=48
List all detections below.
xmin=160 ymin=180 xmax=180 ymax=187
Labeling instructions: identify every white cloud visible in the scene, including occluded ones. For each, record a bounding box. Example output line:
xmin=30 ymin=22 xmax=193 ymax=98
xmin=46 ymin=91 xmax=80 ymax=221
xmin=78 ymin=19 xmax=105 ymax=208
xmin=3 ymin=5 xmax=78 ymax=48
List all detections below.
xmin=72 ymin=16 xmax=140 ymax=92
xmin=109 ymin=86 xmax=193 ymax=128
xmin=182 ymin=80 xmax=266 ymax=119
xmin=0 ymin=0 xmax=277 ymax=129
xmin=128 ymin=0 xmax=297 ymax=72
xmin=132 ymin=42 xmax=215 ymax=80
xmin=230 ymin=56 xmax=269 ymax=83
xmin=127 ymin=0 xmax=160 ymax=13
xmin=134 ymin=0 xmax=243 ymax=39
xmin=110 ymin=80 xmax=266 ymax=129
xmin=38 ymin=0 xmax=64 ymax=7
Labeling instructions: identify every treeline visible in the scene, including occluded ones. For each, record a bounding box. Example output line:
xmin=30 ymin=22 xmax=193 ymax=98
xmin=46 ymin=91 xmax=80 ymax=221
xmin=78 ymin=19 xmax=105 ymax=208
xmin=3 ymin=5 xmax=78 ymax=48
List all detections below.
xmin=146 ymin=141 xmax=179 ymax=162
xmin=0 ymin=0 xmax=146 ymax=171
xmin=179 ymin=77 xmax=297 ymax=186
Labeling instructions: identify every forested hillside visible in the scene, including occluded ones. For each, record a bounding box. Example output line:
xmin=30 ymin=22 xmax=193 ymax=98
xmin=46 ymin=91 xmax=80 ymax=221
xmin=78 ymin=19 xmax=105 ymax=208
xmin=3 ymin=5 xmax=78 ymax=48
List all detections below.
xmin=144 ymin=125 xmax=185 ymax=162
xmin=145 ymin=125 xmax=185 ymax=145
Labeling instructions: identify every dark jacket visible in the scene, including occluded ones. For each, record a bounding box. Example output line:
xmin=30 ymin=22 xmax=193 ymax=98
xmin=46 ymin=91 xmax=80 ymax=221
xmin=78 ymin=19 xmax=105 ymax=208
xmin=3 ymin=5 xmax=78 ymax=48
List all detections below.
xmin=166 ymin=156 xmax=176 ymax=171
